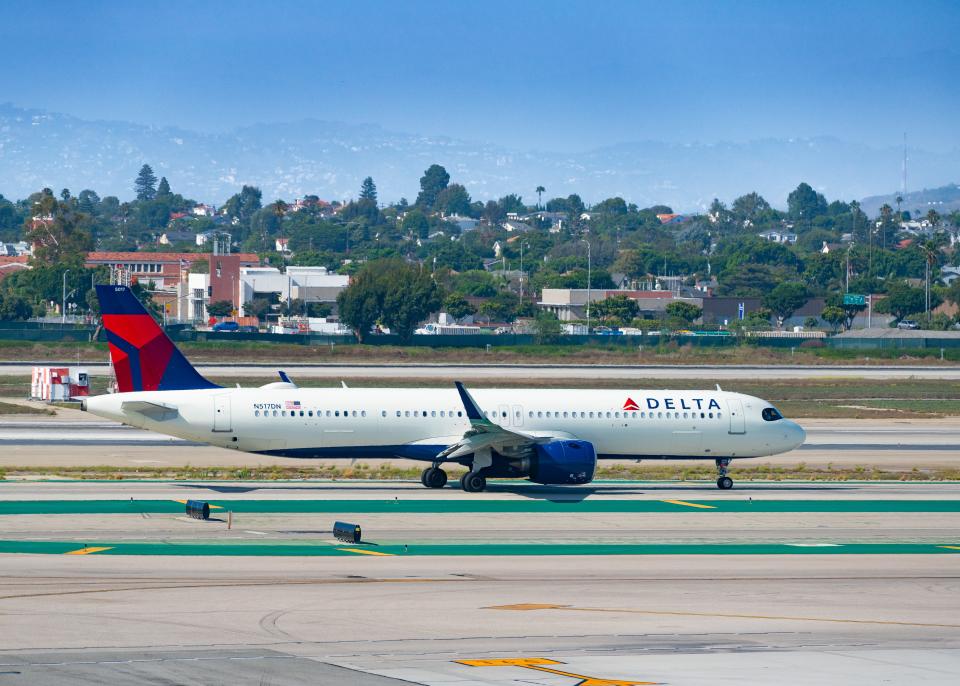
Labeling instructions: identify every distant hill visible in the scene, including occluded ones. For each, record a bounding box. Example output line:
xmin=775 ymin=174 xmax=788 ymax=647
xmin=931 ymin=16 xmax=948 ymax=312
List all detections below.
xmin=1 ymin=103 xmax=957 ymax=212
xmin=859 ymin=183 xmax=960 ymax=218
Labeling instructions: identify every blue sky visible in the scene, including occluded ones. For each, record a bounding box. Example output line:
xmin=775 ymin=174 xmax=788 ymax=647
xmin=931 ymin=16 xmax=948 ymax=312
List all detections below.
xmin=2 ymin=0 xmax=958 ymax=152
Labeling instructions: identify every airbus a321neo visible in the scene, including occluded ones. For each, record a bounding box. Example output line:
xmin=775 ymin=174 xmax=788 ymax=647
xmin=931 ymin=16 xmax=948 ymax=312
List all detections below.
xmin=83 ymin=285 xmax=806 ymax=492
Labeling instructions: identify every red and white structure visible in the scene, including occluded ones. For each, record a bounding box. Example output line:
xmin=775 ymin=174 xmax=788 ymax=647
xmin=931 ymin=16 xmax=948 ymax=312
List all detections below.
xmin=30 ymin=367 xmax=90 ymax=401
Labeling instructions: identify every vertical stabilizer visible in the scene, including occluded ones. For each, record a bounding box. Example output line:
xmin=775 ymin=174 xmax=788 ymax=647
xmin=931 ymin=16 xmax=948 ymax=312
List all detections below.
xmin=96 ymin=285 xmax=218 ymax=392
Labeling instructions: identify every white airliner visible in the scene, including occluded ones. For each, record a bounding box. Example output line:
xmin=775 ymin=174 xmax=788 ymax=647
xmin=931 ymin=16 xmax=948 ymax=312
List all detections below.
xmin=83 ymin=285 xmax=806 ymax=492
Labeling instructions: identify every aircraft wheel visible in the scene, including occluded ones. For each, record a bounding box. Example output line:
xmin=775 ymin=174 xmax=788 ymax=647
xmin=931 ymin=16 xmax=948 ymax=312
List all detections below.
xmin=423 ymin=467 xmax=448 ymax=489
xmin=420 ymin=468 xmax=431 ymax=487
xmin=717 ymin=476 xmax=734 ymax=490
xmin=461 ymin=471 xmax=487 ymax=493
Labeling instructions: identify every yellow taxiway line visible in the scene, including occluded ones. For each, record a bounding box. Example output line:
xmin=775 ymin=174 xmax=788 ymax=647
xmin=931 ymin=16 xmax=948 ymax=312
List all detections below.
xmin=660 ymin=499 xmax=716 ymax=509
xmin=64 ymin=546 xmax=113 ymax=555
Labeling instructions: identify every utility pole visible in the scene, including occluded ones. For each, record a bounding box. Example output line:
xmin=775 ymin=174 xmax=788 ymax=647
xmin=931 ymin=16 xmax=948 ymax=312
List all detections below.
xmin=61 ymin=269 xmax=70 ymax=326
xmin=581 ymin=237 xmax=592 ymax=333
xmin=519 ymin=241 xmax=528 ymax=304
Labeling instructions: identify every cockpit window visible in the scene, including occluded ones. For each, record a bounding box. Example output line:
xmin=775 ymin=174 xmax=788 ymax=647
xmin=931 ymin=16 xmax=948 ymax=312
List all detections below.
xmin=761 ymin=407 xmax=783 ymax=422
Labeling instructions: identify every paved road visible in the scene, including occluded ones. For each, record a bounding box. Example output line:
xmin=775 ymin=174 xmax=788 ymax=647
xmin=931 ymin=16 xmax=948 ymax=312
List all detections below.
xmin=5 ymin=361 xmax=960 ymax=379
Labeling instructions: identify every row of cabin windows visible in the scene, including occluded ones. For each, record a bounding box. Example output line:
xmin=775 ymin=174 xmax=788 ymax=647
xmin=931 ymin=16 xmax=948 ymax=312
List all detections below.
xmin=531 ymin=410 xmax=720 ymax=420
xmin=253 ymin=408 xmax=719 ymax=421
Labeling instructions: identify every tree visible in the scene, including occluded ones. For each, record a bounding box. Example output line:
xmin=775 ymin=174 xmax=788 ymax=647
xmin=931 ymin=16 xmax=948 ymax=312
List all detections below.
xmin=243 ymin=298 xmax=273 ymax=321
xmin=134 ymin=164 xmax=157 ymax=201
xmin=434 ymin=184 xmax=471 ymax=216
xmin=223 ymin=185 xmax=263 ymax=224
xmin=665 ymin=301 xmax=702 ymax=324
xmin=731 ymin=192 xmax=772 ymax=224
xmin=25 ymin=196 xmax=94 ymax=265
xmin=875 ymin=281 xmax=926 ymax=322
xmin=402 ymin=209 xmax=429 ymax=238
xmin=535 ymin=185 xmax=545 ymax=209
xmin=763 ymin=282 xmax=809 ymax=329
xmin=442 ymin=293 xmax=475 ymax=320
xmin=360 ymin=176 xmax=377 ymax=202
xmin=337 ymin=265 xmax=384 ymax=343
xmin=591 ymin=294 xmax=639 ymax=325
xmin=787 ymin=182 xmax=827 ymax=225
xmin=415 ymin=164 xmax=450 ymax=209
xmin=821 ymin=305 xmax=846 ymax=333
xmin=156 ymin=177 xmax=171 ymax=197
xmin=206 ymin=300 xmax=233 ymax=317
xmin=379 ymin=260 xmax=442 ymax=342
xmin=533 ymin=310 xmax=562 ymax=344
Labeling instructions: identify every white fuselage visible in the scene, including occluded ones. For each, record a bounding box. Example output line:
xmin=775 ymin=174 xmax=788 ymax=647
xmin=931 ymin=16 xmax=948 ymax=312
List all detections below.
xmin=84 ymin=386 xmax=806 ymax=462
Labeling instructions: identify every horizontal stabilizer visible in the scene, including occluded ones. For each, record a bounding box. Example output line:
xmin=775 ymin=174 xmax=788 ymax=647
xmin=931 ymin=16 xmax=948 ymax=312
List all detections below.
xmin=121 ymin=400 xmax=179 ymax=421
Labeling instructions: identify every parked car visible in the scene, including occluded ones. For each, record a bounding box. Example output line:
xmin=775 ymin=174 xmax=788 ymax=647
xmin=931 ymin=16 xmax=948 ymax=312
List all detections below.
xmin=212 ymin=321 xmax=239 ymax=332
xmin=897 ymin=320 xmax=920 ymax=330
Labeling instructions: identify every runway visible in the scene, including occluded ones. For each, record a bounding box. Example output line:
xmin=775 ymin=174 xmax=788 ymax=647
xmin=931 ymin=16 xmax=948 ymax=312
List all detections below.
xmin=0 ymin=479 xmax=958 ymax=684
xmin=1 ymin=415 xmax=958 ymax=471
xmin=6 ymin=361 xmax=960 ymax=380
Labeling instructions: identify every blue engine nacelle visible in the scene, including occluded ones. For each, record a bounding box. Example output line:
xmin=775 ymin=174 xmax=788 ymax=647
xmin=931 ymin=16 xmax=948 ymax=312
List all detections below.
xmin=529 ymin=440 xmax=597 ymax=485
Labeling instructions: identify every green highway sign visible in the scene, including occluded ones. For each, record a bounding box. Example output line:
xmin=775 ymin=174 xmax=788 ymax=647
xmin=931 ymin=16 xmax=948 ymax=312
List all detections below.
xmin=843 ymin=293 xmax=866 ymax=306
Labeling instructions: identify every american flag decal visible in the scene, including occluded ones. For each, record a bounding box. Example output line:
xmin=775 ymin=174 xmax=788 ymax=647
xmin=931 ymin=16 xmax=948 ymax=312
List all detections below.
xmin=285 ymin=400 xmax=301 ymax=410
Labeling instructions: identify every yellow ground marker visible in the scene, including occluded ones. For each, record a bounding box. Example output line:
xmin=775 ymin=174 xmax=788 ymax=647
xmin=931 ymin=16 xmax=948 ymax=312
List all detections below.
xmin=172 ymin=500 xmax=222 ymax=509
xmin=65 ymin=546 xmax=113 ymax=555
xmin=457 ymin=657 xmax=658 ymax=685
xmin=337 ymin=548 xmax=394 ymax=556
xmin=940 ymin=546 xmax=960 ymax=551
xmin=487 ymin=603 xmax=960 ymax=629
xmin=661 ymin=499 xmax=716 ymax=509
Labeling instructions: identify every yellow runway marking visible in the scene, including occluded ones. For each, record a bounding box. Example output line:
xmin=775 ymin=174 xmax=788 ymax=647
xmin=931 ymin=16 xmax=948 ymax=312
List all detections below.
xmin=661 ymin=499 xmax=716 ymax=509
xmin=940 ymin=546 xmax=960 ymax=551
xmin=457 ymin=657 xmax=658 ymax=685
xmin=337 ymin=548 xmax=394 ymax=556
xmin=65 ymin=547 xmax=113 ymax=555
xmin=487 ymin=603 xmax=960 ymax=629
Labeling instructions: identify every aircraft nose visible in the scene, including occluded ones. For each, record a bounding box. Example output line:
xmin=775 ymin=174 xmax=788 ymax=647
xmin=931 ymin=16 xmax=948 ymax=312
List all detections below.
xmin=787 ymin=421 xmax=806 ymax=449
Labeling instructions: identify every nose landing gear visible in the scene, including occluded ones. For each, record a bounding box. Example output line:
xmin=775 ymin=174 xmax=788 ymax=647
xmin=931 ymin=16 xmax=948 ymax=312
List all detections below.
xmin=715 ymin=458 xmax=733 ymax=489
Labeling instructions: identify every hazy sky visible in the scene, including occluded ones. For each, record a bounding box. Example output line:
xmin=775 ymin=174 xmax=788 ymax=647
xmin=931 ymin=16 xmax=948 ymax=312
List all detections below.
xmin=2 ymin=0 xmax=958 ymax=152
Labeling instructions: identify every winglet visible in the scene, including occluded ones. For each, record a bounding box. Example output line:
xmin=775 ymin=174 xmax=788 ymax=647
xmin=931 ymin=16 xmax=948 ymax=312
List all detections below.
xmin=454 ymin=381 xmax=486 ymax=421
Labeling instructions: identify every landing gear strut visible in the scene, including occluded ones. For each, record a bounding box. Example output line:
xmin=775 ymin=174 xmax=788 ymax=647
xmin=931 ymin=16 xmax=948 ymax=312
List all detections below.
xmin=420 ymin=466 xmax=448 ymax=489
xmin=460 ymin=471 xmax=487 ymax=493
xmin=715 ymin=458 xmax=733 ymax=490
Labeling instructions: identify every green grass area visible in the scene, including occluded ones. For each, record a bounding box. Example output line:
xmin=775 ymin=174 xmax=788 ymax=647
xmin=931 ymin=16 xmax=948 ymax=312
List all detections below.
xmin=4 ymin=337 xmax=960 ymax=366
xmin=2 ymin=463 xmax=959 ymax=482
xmin=0 ymin=400 xmax=54 ymax=416
xmin=0 ymin=539 xmax=957 ymax=556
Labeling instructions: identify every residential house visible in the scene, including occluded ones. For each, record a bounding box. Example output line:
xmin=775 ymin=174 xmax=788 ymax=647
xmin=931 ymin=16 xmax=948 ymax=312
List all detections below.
xmin=159 ymin=230 xmax=197 ymax=246
xmin=758 ymin=229 xmax=797 ymax=244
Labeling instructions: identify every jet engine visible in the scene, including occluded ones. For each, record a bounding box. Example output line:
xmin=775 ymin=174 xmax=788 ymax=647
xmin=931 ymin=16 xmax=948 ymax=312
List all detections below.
xmin=528 ymin=439 xmax=597 ymax=485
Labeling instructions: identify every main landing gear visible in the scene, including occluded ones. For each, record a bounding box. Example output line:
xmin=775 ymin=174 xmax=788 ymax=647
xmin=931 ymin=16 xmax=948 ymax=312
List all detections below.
xmin=460 ymin=471 xmax=487 ymax=493
xmin=420 ymin=466 xmax=448 ymax=489
xmin=715 ymin=458 xmax=733 ymax=490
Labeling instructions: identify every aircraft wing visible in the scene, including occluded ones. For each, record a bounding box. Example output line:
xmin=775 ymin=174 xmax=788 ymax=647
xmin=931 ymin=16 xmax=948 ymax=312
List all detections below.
xmin=120 ymin=400 xmax=179 ymax=421
xmin=436 ymin=382 xmax=550 ymax=460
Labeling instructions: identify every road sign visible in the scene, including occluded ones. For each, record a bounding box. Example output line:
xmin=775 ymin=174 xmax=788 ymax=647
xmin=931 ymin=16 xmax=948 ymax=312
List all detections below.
xmin=843 ymin=293 xmax=866 ymax=306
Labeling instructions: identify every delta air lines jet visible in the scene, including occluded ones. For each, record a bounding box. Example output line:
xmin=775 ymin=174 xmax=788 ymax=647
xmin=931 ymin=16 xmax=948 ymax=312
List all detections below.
xmin=83 ymin=285 xmax=806 ymax=491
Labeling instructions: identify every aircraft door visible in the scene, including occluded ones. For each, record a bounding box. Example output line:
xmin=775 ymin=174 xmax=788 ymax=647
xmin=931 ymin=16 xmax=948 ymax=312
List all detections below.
xmin=726 ymin=398 xmax=745 ymax=434
xmin=213 ymin=394 xmax=232 ymax=432
xmin=512 ymin=404 xmax=524 ymax=427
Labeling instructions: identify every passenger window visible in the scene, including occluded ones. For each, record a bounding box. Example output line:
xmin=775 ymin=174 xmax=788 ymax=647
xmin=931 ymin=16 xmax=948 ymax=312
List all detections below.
xmin=361 ymin=410 xmax=366 ymax=417
xmin=537 ymin=411 xmax=543 ymax=418
xmin=457 ymin=411 xmax=463 ymax=417
xmin=404 ymin=411 xmax=410 ymax=417
xmin=308 ymin=410 xmax=313 ymax=417
xmin=709 ymin=412 xmax=714 ymax=418
xmin=255 ymin=410 xmax=260 ymax=417
xmin=396 ymin=410 xmax=400 ymax=417
xmin=281 ymin=410 xmax=286 ymax=417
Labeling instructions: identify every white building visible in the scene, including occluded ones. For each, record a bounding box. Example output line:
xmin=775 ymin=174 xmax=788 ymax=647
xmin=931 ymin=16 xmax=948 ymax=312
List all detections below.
xmin=238 ymin=266 xmax=349 ymax=316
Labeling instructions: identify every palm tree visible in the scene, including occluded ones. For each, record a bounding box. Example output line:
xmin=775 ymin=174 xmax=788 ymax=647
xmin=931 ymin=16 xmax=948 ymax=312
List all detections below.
xmin=918 ymin=238 xmax=942 ymax=316
xmin=535 ymin=185 xmax=545 ymax=210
